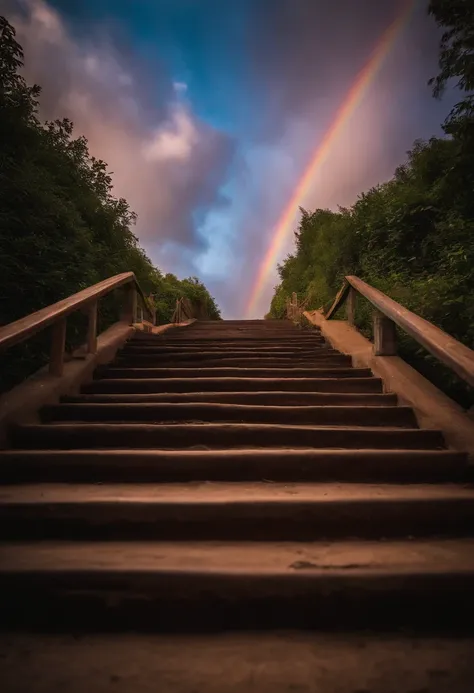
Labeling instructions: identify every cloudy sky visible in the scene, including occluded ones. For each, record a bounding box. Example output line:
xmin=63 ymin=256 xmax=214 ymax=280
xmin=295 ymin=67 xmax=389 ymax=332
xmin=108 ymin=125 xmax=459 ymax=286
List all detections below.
xmin=1 ymin=0 xmax=458 ymax=317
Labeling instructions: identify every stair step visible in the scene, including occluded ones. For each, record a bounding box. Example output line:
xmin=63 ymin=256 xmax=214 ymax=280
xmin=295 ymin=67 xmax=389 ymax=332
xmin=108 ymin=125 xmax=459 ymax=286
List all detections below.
xmin=142 ymin=338 xmax=326 ymax=345
xmin=124 ymin=342 xmax=328 ymax=350
xmin=119 ymin=348 xmax=334 ymax=354
xmin=64 ymin=391 xmax=398 ymax=406
xmin=3 ymin=316 xmax=468 ymax=643
xmin=82 ymin=377 xmax=384 ymax=394
xmin=1 ymin=539 xmax=474 ymax=630
xmin=41 ymin=403 xmax=417 ymax=427
xmin=2 ymin=633 xmax=474 ymax=693
xmin=122 ymin=346 xmax=333 ymax=354
xmin=169 ymin=323 xmax=299 ymax=327
xmin=0 ymin=449 xmax=466 ymax=483
xmin=96 ymin=367 xmax=373 ymax=379
xmin=10 ymin=423 xmax=444 ymax=450
xmin=175 ymin=328 xmax=306 ymax=332
xmin=0 ymin=482 xmax=473 ymax=540
xmin=114 ymin=357 xmax=351 ymax=368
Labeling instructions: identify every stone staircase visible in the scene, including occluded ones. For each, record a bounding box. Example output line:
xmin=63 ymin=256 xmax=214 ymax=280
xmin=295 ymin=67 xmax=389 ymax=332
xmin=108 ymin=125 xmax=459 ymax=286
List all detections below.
xmin=0 ymin=319 xmax=474 ymax=633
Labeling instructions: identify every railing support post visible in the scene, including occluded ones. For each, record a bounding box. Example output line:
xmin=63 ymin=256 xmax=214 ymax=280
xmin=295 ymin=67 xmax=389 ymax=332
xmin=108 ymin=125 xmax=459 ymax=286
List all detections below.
xmin=346 ymin=287 xmax=356 ymax=326
xmin=373 ymin=310 xmax=397 ymax=356
xmin=49 ymin=318 xmax=67 ymax=376
xmin=121 ymin=283 xmax=137 ymax=324
xmin=86 ymin=300 xmax=98 ymax=354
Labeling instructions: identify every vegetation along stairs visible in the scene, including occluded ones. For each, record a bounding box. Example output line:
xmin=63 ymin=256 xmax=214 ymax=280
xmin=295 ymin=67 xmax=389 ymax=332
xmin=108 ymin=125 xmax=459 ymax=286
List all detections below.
xmin=1 ymin=314 xmax=474 ymax=633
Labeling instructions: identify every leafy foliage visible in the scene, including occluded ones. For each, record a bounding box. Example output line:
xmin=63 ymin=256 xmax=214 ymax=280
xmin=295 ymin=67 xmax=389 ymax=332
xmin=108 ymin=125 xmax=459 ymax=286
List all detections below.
xmin=429 ymin=0 xmax=474 ymax=141
xmin=0 ymin=17 xmax=220 ymax=392
xmin=268 ymin=0 xmax=474 ymax=407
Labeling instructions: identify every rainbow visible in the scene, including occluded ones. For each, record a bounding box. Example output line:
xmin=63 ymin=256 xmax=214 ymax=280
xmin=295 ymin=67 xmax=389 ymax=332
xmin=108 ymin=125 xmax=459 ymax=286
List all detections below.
xmin=245 ymin=0 xmax=416 ymax=317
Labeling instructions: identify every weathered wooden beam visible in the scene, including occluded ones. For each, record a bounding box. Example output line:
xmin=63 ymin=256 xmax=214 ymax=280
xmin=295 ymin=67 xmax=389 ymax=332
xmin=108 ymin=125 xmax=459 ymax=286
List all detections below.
xmin=325 ymin=281 xmax=350 ymax=320
xmin=121 ymin=284 xmax=138 ymax=324
xmin=373 ymin=310 xmax=397 ymax=356
xmin=49 ymin=318 xmax=67 ymax=376
xmin=344 ymin=275 xmax=474 ymax=386
xmin=0 ymin=273 xmax=154 ymax=352
xmin=346 ymin=287 xmax=357 ymax=326
xmin=86 ymin=300 xmax=98 ymax=354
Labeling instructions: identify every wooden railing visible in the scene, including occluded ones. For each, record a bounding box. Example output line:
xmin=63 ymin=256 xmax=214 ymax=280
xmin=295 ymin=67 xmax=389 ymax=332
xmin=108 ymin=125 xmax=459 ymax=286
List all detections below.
xmin=287 ymin=293 xmax=309 ymax=321
xmin=324 ymin=275 xmax=474 ymax=388
xmin=0 ymin=272 xmax=154 ymax=377
xmin=171 ymin=296 xmax=194 ymax=324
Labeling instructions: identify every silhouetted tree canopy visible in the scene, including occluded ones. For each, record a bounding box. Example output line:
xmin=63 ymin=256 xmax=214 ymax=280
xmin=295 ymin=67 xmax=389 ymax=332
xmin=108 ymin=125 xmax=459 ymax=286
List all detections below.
xmin=0 ymin=16 xmax=220 ymax=391
xmin=429 ymin=0 xmax=474 ymax=140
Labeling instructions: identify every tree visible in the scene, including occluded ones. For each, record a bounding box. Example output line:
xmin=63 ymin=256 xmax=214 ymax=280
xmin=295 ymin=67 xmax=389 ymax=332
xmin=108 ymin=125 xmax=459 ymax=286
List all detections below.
xmin=266 ymin=1 xmax=474 ymax=408
xmin=429 ymin=0 xmax=474 ymax=139
xmin=266 ymin=134 xmax=474 ymax=407
xmin=0 ymin=16 xmax=220 ymax=392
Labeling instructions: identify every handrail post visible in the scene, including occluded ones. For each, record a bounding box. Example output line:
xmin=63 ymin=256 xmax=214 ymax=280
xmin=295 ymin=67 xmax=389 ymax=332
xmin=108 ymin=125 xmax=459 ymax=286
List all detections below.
xmin=49 ymin=318 xmax=67 ymax=376
xmin=346 ymin=287 xmax=356 ymax=326
xmin=121 ymin=283 xmax=137 ymax=324
xmin=373 ymin=310 xmax=397 ymax=356
xmin=86 ymin=300 xmax=98 ymax=354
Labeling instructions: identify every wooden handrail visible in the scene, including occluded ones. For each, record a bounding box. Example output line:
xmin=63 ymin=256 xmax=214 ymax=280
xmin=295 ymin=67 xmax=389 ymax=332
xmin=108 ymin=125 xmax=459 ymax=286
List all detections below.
xmin=0 ymin=272 xmax=155 ymax=376
xmin=172 ymin=296 xmax=193 ymax=324
xmin=324 ymin=275 xmax=474 ymax=388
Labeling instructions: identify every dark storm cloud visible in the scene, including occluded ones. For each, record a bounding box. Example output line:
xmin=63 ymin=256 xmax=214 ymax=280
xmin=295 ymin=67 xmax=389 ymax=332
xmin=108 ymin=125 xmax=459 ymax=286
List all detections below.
xmin=0 ymin=0 xmax=235 ymax=254
xmin=227 ymin=0 xmax=456 ymax=317
xmin=0 ymin=0 xmax=457 ymax=318
xmin=242 ymin=0 xmax=440 ymax=139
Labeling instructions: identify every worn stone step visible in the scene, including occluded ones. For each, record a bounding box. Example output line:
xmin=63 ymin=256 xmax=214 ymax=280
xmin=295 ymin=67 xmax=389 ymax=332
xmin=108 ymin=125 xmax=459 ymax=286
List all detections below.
xmin=149 ymin=332 xmax=324 ymax=346
xmin=122 ymin=349 xmax=335 ymax=359
xmin=161 ymin=328 xmax=320 ymax=333
xmin=1 ymin=482 xmax=473 ymax=541
xmin=64 ymin=391 xmax=398 ymax=406
xmin=122 ymin=345 xmax=330 ymax=353
xmin=168 ymin=327 xmax=320 ymax=333
xmin=182 ymin=321 xmax=296 ymax=327
xmin=2 ymin=632 xmax=474 ymax=693
xmin=1 ymin=539 xmax=474 ymax=630
xmin=148 ymin=331 xmax=324 ymax=346
xmin=214 ymin=325 xmax=298 ymax=329
xmin=0 ymin=449 xmax=466 ymax=484
xmin=114 ymin=357 xmax=351 ymax=368
xmin=129 ymin=341 xmax=329 ymax=349
xmin=82 ymin=377 xmax=385 ymax=394
xmin=124 ymin=341 xmax=328 ymax=350
xmin=96 ymin=367 xmax=373 ymax=379
xmin=117 ymin=351 xmax=342 ymax=361
xmin=10 ymin=423 xmax=444 ymax=450
xmin=41 ymin=403 xmax=417 ymax=427
xmin=122 ymin=345 xmax=332 ymax=354
xmin=168 ymin=326 xmax=309 ymax=332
